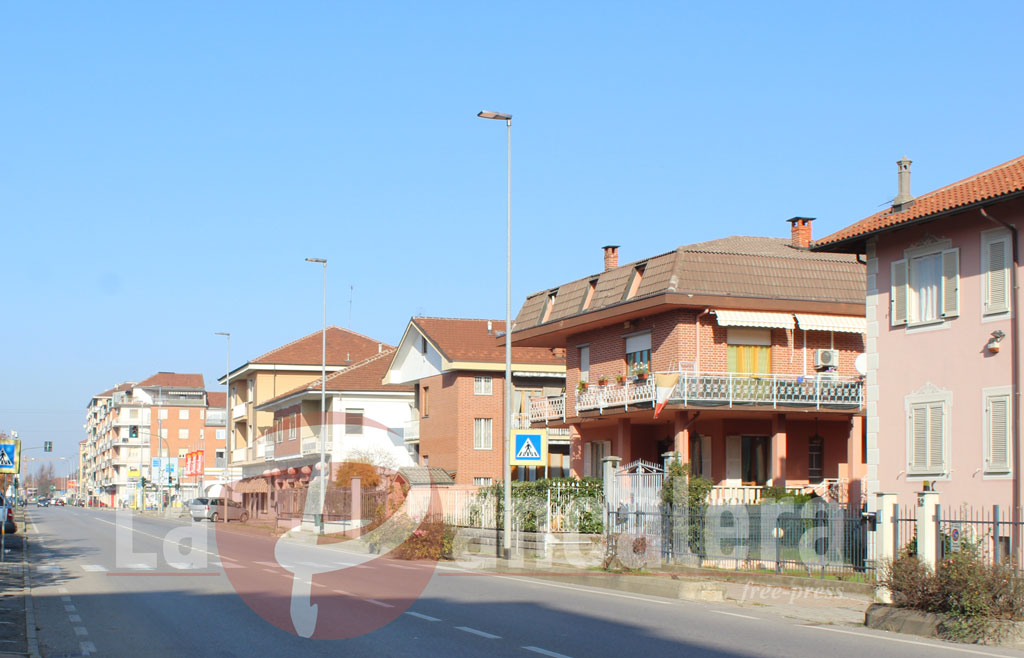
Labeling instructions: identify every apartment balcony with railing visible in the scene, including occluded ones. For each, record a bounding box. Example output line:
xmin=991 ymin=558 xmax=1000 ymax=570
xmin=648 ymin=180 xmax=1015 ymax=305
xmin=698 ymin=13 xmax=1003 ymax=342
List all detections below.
xmin=530 ymin=371 xmax=864 ymax=422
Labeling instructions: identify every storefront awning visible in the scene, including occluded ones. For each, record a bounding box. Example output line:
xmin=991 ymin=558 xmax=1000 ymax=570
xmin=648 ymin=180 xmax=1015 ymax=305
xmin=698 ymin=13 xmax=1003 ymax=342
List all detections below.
xmin=234 ymin=478 xmax=270 ymax=493
xmin=713 ymin=310 xmax=794 ymax=329
xmin=794 ymin=313 xmax=866 ymax=334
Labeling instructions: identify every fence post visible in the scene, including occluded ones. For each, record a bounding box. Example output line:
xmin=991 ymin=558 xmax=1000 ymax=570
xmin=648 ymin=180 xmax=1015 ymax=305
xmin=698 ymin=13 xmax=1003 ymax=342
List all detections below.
xmin=872 ymin=492 xmax=898 ymax=603
xmin=916 ymin=490 xmax=940 ymax=570
xmin=601 ymin=456 xmax=622 ymax=510
xmin=993 ymin=505 xmax=1001 ymax=565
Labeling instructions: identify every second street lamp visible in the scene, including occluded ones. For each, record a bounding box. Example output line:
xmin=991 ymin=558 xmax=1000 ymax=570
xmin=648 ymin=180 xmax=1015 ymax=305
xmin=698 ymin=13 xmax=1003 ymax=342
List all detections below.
xmin=305 ymin=257 xmax=328 ymax=534
xmin=477 ymin=109 xmax=513 ymax=559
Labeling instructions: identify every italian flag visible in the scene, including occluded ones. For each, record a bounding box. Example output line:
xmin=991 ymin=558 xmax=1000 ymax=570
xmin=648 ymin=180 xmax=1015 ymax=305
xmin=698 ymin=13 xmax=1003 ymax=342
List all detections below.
xmin=653 ymin=373 xmax=680 ymax=419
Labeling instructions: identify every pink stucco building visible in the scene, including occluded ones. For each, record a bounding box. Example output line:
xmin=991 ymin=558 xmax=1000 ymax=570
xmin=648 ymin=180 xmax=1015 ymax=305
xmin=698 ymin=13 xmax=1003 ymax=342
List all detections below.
xmin=816 ymin=154 xmax=1024 ymax=516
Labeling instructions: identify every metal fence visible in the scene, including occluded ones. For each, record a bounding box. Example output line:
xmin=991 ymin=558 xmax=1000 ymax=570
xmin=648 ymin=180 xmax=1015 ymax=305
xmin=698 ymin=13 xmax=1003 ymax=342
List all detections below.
xmin=605 ymin=501 xmax=872 ymax=578
xmin=936 ymin=505 xmax=1022 ymax=566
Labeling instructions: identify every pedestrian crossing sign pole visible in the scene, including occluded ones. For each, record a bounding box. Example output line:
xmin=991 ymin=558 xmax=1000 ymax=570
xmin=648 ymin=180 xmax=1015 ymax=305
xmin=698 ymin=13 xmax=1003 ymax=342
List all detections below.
xmin=510 ymin=430 xmax=547 ymax=466
xmin=0 ymin=439 xmax=20 ymax=475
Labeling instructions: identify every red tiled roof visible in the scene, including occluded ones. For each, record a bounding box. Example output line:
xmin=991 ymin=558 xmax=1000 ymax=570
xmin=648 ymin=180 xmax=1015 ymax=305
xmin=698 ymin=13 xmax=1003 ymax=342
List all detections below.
xmin=413 ymin=317 xmax=566 ymax=366
xmin=816 ymin=154 xmax=1024 ymax=250
xmin=137 ymin=372 xmax=205 ymax=389
xmin=205 ymin=392 xmax=227 ymax=407
xmin=95 ymin=382 xmax=135 ymax=398
xmin=260 ymin=349 xmax=411 ymax=407
xmin=251 ymin=326 xmax=392 ymax=366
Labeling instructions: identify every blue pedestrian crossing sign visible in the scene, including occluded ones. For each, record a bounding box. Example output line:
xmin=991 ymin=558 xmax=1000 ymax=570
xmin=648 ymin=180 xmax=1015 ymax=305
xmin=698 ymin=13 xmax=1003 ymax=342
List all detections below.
xmin=510 ymin=430 xmax=547 ymax=466
xmin=0 ymin=439 xmax=21 ymax=475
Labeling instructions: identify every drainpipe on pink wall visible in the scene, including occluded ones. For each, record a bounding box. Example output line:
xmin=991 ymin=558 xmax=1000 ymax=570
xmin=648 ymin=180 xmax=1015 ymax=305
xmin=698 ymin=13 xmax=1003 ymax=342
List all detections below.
xmin=980 ymin=207 xmax=1020 ymax=544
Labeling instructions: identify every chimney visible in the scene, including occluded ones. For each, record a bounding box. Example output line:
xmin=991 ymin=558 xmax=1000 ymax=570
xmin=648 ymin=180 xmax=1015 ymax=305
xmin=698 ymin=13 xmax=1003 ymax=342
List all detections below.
xmin=602 ymin=245 xmax=620 ymax=271
xmin=378 ymin=343 xmax=382 ymax=354
xmin=893 ymin=156 xmax=913 ymax=209
xmin=787 ymin=217 xmax=815 ymax=249
xmin=487 ymin=320 xmax=493 ymax=334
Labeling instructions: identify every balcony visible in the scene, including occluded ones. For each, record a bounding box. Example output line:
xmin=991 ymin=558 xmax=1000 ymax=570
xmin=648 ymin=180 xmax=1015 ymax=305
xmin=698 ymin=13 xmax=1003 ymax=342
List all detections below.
xmin=264 ymin=441 xmax=275 ymax=460
xmin=529 ymin=371 xmax=864 ymax=420
xmin=232 ymin=402 xmax=247 ymax=420
xmin=301 ymin=437 xmax=321 ymax=455
xmin=404 ymin=418 xmax=419 ymax=442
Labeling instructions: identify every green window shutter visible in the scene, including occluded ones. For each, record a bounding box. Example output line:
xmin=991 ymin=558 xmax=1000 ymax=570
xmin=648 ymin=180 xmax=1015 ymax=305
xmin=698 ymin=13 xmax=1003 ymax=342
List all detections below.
xmin=987 ymin=395 xmax=1010 ymax=471
xmin=941 ymin=248 xmax=960 ymax=318
xmin=891 ymin=259 xmax=908 ymax=326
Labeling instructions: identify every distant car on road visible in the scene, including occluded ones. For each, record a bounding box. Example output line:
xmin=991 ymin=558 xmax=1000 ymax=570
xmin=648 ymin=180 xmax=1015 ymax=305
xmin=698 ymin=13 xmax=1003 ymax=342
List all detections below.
xmin=188 ymin=497 xmax=248 ymax=523
xmin=37 ymin=498 xmax=49 ymax=508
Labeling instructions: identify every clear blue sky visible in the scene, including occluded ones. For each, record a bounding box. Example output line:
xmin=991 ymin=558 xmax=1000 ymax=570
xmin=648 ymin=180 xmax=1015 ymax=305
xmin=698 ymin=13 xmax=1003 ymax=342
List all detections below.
xmin=3 ymin=2 xmax=1023 ymax=470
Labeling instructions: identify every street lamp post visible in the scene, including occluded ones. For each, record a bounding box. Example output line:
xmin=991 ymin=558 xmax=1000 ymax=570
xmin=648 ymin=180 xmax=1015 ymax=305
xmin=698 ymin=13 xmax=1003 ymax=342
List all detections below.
xmin=477 ymin=110 xmax=513 ymax=559
xmin=216 ymin=332 xmax=230 ymax=521
xmin=305 ymin=257 xmax=328 ymax=534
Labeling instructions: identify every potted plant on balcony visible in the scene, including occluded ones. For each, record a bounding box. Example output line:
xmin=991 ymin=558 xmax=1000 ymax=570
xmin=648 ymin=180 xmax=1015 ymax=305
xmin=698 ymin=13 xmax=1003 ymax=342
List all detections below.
xmin=577 ymin=380 xmax=589 ymax=393
xmin=597 ymin=374 xmax=609 ymax=387
xmin=615 ymin=373 xmax=627 ymax=385
xmin=635 ymin=370 xmax=650 ymax=382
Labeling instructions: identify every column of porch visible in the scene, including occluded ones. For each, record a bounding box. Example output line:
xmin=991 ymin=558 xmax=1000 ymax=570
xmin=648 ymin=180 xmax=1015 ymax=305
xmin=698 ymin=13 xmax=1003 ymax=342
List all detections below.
xmin=673 ymin=411 xmax=690 ymax=466
xmin=847 ymin=415 xmax=864 ymax=507
xmin=616 ymin=418 xmax=631 ymax=464
xmin=770 ymin=413 xmax=786 ymax=487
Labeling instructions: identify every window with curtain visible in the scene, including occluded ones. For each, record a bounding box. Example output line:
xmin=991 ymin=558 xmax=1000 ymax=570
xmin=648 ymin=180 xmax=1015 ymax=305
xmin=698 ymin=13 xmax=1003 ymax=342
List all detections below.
xmin=726 ymin=327 xmax=771 ymax=375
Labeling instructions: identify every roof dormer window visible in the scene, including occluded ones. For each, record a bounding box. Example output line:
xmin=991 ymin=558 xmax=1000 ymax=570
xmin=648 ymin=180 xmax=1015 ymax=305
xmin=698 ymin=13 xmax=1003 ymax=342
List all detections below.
xmin=623 ymin=265 xmax=645 ymax=301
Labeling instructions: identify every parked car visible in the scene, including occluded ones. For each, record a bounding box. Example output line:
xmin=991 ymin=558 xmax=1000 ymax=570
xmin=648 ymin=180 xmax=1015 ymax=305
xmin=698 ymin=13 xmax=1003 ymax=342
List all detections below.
xmin=188 ymin=497 xmax=249 ymax=523
xmin=37 ymin=498 xmax=49 ymax=507
xmin=0 ymin=496 xmax=16 ymax=534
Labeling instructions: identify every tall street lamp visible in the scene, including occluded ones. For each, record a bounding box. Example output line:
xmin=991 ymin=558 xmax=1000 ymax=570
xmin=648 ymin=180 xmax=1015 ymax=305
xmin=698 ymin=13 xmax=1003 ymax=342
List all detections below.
xmin=305 ymin=257 xmax=328 ymax=534
xmin=216 ymin=332 xmax=230 ymax=520
xmin=477 ymin=109 xmax=513 ymax=559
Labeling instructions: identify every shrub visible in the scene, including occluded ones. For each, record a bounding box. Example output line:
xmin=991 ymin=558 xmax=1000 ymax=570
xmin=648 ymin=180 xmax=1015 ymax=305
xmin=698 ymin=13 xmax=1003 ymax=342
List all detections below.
xmin=881 ymin=543 xmax=1024 ymax=643
xmin=384 ymin=514 xmax=456 ymax=561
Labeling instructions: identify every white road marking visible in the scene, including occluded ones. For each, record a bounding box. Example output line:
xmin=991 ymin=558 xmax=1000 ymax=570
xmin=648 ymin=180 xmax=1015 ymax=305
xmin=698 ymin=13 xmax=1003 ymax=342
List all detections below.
xmin=711 ymin=610 xmax=760 ymax=620
xmin=81 ymin=565 xmax=107 ymax=572
xmin=36 ymin=565 xmax=60 ymax=573
xmin=404 ymin=611 xmax=440 ymax=622
xmin=802 ymin=625 xmax=1011 ymax=656
xmin=254 ymin=561 xmax=278 ymax=568
xmin=126 ymin=563 xmax=154 ymax=570
xmin=221 ymin=562 xmax=243 ymax=569
xmin=69 ymin=615 xmax=81 ymax=623
xmin=60 ymin=596 xmax=71 ymax=602
xmin=64 ymin=605 xmax=76 ymax=612
xmin=80 ymin=641 xmax=96 ymax=655
xmin=455 ymin=626 xmax=501 ymax=639
xmin=364 ymin=599 xmax=394 ymax=608
xmin=57 ymin=587 xmax=68 ymax=594
xmin=491 ymin=575 xmax=673 ymax=606
xmin=73 ymin=626 xmax=88 ymax=636
xmin=524 ymin=647 xmax=573 ymax=658
xmin=331 ymin=588 xmax=351 ymax=596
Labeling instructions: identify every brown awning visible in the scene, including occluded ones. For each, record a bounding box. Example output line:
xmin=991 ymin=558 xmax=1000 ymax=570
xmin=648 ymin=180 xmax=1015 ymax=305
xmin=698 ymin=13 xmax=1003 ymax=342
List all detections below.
xmin=235 ymin=478 xmax=270 ymax=493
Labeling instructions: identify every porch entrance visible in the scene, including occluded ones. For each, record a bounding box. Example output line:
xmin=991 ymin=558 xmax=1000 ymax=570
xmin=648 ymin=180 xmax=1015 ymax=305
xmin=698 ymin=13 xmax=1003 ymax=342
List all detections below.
xmin=725 ymin=435 xmax=769 ymax=486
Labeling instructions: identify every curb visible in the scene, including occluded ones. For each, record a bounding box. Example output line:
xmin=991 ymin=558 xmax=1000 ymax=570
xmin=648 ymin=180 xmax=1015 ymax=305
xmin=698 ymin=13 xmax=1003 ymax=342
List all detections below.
xmin=866 ymin=603 xmax=1024 ymax=648
xmin=22 ymin=515 xmax=41 ymax=658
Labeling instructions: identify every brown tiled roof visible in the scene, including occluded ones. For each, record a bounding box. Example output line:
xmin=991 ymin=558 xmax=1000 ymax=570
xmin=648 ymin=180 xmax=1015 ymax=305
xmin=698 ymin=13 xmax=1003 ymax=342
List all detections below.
xmin=251 ymin=326 xmax=392 ymax=366
xmin=137 ymin=372 xmax=205 ymax=389
xmin=413 ymin=317 xmax=566 ymax=366
xmin=205 ymin=392 xmax=226 ymax=407
xmin=514 ymin=237 xmax=864 ymax=332
xmin=95 ymin=382 xmax=135 ymax=398
xmin=815 ymin=154 xmax=1024 ymax=251
xmin=259 ymin=350 xmax=411 ymax=407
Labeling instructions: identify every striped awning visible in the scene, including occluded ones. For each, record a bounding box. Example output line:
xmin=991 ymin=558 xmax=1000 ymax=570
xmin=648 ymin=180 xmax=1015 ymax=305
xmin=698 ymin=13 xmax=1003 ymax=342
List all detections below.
xmin=713 ymin=310 xmax=795 ymax=329
xmin=234 ymin=477 xmax=270 ymax=493
xmin=794 ymin=313 xmax=866 ymax=334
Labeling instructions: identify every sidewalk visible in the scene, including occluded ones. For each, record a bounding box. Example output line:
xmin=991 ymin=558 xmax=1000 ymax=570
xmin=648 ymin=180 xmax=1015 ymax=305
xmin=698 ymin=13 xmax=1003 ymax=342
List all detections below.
xmin=0 ymin=509 xmax=31 ymax=658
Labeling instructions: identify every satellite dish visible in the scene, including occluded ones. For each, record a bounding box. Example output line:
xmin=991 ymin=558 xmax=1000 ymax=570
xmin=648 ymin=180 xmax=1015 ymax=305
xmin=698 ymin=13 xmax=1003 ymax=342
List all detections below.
xmin=855 ymin=353 xmax=868 ymax=376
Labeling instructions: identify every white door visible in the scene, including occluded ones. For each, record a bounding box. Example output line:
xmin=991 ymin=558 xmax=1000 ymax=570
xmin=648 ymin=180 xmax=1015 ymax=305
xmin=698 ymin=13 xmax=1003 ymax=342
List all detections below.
xmin=725 ymin=435 xmax=742 ymax=486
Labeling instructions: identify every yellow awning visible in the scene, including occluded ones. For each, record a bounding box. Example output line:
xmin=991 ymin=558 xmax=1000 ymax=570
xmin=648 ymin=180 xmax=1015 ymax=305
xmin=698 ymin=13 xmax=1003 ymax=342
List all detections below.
xmin=794 ymin=313 xmax=866 ymax=334
xmin=713 ymin=310 xmax=794 ymax=329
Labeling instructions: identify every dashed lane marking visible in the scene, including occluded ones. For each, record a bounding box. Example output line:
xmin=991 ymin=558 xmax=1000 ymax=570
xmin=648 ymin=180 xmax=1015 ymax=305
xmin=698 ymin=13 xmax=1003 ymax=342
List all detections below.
xmin=365 ymin=599 xmax=394 ymax=608
xmin=81 ymin=565 xmax=107 ymax=572
xmin=711 ymin=610 xmax=760 ymax=620
xmin=802 ymin=625 xmax=1010 ymax=656
xmin=404 ymin=611 xmax=441 ymax=622
xmin=524 ymin=647 xmax=573 ymax=658
xmin=455 ymin=626 xmax=501 ymax=639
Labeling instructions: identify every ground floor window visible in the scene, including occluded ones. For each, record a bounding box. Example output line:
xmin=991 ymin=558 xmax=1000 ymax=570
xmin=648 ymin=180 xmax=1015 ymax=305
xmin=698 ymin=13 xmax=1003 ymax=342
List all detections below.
xmin=742 ymin=436 xmax=768 ymax=485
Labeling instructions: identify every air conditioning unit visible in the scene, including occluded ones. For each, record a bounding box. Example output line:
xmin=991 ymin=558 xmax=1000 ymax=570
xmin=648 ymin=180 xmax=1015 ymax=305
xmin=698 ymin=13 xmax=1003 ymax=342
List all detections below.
xmin=814 ymin=349 xmax=839 ymax=369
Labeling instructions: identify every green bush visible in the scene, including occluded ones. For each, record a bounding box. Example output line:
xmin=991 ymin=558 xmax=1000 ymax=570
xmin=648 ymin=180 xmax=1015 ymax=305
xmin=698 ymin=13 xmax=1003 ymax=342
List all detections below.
xmin=881 ymin=543 xmax=1024 ymax=643
xmin=472 ymin=478 xmax=604 ymax=533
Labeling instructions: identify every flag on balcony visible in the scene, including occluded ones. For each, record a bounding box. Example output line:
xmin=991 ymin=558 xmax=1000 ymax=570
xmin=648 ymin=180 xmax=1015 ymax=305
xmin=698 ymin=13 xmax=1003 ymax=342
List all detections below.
xmin=653 ymin=373 xmax=680 ymax=419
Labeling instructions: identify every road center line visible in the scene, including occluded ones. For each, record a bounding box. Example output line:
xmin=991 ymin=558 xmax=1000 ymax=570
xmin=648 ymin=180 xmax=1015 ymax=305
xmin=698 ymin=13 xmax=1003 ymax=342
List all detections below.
xmin=524 ymin=646 xmax=573 ymax=658
xmin=491 ymin=574 xmax=673 ymax=605
xmin=802 ymin=625 xmax=1010 ymax=656
xmin=711 ymin=610 xmax=760 ymax=620
xmin=455 ymin=626 xmax=501 ymax=639
xmin=404 ymin=611 xmax=441 ymax=622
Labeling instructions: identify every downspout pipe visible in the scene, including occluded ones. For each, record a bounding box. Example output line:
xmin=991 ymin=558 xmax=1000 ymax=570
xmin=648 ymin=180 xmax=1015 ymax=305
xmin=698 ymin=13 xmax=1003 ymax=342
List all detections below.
xmin=980 ymin=207 xmax=1020 ymax=544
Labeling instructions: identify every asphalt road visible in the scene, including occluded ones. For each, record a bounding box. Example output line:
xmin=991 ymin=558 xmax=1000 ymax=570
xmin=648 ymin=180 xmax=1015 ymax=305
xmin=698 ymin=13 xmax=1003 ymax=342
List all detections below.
xmin=23 ymin=506 xmax=1024 ymax=657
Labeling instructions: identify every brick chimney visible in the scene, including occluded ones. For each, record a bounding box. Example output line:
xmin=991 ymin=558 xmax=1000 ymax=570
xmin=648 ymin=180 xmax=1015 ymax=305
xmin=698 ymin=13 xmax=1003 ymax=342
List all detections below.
xmin=787 ymin=217 xmax=814 ymax=249
xmin=892 ymin=156 xmax=913 ymax=210
xmin=602 ymin=245 xmax=619 ymax=271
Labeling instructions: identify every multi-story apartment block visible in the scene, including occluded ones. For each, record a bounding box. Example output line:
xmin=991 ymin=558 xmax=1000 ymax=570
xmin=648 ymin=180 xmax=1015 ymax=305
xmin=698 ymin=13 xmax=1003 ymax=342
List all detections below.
xmin=383 ymin=317 xmax=567 ymax=485
xmin=815 ymin=154 xmax=1024 ymax=515
xmin=217 ymin=326 xmax=393 ymax=472
xmin=514 ymin=230 xmax=868 ymax=505
xmin=83 ymin=373 xmax=228 ymax=507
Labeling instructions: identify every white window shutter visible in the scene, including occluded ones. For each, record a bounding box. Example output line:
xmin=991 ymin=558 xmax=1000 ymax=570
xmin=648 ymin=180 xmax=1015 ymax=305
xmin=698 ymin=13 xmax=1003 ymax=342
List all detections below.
xmin=985 ymin=238 xmax=1010 ymax=314
xmin=928 ymin=403 xmax=945 ymax=471
xmin=891 ymin=259 xmax=908 ymax=326
xmin=987 ymin=395 xmax=1010 ymax=471
xmin=911 ymin=405 xmax=928 ymax=472
xmin=941 ymin=248 xmax=960 ymax=318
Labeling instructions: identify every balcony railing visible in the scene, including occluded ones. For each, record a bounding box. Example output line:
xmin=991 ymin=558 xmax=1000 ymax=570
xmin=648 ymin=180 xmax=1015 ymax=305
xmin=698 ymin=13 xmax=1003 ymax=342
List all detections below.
xmin=404 ymin=418 xmax=419 ymax=442
xmin=708 ymin=484 xmax=803 ymax=506
xmin=301 ymin=437 xmax=320 ymax=455
xmin=232 ymin=403 xmax=247 ymax=420
xmin=513 ymin=413 xmax=570 ymax=437
xmin=528 ymin=371 xmax=864 ymax=420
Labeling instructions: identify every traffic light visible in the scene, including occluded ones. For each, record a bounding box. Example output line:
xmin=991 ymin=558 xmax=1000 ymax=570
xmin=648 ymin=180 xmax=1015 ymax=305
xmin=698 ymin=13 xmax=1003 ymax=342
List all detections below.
xmin=44 ymin=441 xmax=52 ymax=452
xmin=140 ymin=476 xmax=147 ymax=489
xmin=129 ymin=426 xmax=138 ymax=438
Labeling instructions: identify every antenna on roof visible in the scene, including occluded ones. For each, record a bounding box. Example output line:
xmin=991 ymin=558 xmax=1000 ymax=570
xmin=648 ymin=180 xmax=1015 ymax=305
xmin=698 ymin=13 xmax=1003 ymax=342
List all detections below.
xmin=348 ymin=285 xmax=354 ymax=328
